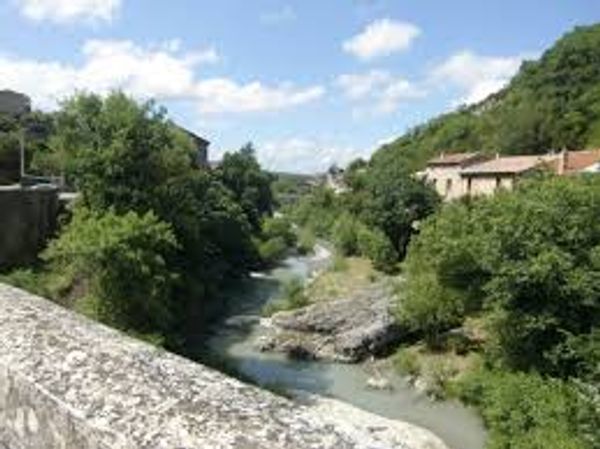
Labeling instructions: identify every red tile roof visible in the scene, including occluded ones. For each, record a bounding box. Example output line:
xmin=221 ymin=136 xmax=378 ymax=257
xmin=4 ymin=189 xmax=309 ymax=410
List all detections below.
xmin=563 ymin=149 xmax=600 ymax=173
xmin=461 ymin=155 xmax=558 ymax=176
xmin=428 ymin=152 xmax=485 ymax=166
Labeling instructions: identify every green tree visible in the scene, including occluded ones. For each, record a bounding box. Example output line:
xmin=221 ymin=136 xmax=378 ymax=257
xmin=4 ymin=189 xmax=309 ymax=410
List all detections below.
xmin=43 ymin=208 xmax=179 ymax=336
xmin=217 ymin=143 xmax=275 ymax=230
xmin=401 ymin=175 xmax=600 ymax=378
xmin=49 ymin=92 xmax=196 ymax=213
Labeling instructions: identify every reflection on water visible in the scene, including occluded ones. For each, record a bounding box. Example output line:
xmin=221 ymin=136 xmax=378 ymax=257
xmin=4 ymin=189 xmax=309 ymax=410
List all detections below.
xmin=202 ymin=251 xmax=486 ymax=449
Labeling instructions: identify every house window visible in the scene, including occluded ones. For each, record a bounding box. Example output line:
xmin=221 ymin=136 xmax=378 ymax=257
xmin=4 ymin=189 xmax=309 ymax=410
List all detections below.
xmin=467 ymin=178 xmax=472 ymax=194
xmin=495 ymin=177 xmax=501 ymax=190
xmin=446 ymin=179 xmax=453 ymax=195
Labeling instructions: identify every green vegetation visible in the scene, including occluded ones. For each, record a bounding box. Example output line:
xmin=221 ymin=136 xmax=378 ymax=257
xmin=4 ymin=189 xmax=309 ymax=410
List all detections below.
xmin=455 ymin=369 xmax=597 ymax=449
xmin=288 ymin=158 xmax=438 ymax=272
xmin=262 ymin=277 xmax=308 ymax=316
xmin=1 ymin=92 xmax=295 ymax=349
xmin=43 ymin=208 xmax=179 ymax=335
xmin=369 ymin=24 xmax=600 ymax=173
xmin=398 ymin=175 xmax=600 ymax=448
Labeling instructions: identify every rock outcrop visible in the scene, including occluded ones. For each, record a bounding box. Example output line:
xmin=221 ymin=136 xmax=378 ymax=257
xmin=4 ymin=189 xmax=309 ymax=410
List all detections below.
xmin=258 ymin=285 xmax=404 ymax=362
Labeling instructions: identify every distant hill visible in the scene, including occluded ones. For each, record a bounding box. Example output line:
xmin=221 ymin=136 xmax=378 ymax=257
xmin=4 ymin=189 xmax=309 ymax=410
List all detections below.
xmin=371 ymin=24 xmax=600 ymax=172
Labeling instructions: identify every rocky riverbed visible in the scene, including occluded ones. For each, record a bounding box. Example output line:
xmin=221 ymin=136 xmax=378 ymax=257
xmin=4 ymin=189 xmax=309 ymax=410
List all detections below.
xmin=257 ymin=283 xmax=404 ymax=363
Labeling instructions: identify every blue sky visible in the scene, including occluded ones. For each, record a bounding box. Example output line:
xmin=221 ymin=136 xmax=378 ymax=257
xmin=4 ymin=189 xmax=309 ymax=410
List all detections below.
xmin=0 ymin=0 xmax=598 ymax=173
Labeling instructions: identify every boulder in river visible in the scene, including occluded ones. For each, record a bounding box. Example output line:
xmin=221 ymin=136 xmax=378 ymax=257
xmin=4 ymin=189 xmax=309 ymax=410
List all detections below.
xmin=259 ymin=284 xmax=405 ymax=362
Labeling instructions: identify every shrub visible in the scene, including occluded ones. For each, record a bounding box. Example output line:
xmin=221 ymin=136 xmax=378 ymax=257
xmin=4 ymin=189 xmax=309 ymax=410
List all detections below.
xmin=258 ymin=237 xmax=288 ymax=266
xmin=43 ymin=208 xmax=179 ymax=335
xmin=262 ymin=277 xmax=308 ymax=316
xmin=400 ymin=176 xmax=600 ymax=376
xmin=456 ymin=369 xmax=592 ymax=449
xmin=356 ymin=224 xmax=398 ymax=273
xmin=262 ymin=216 xmax=297 ymax=247
xmin=297 ymin=228 xmax=316 ymax=255
xmin=394 ymin=348 xmax=421 ymax=377
xmin=332 ymin=213 xmax=360 ymax=256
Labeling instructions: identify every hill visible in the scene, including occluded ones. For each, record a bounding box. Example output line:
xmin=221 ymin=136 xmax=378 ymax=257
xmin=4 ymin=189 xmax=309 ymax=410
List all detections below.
xmin=370 ymin=24 xmax=600 ymax=172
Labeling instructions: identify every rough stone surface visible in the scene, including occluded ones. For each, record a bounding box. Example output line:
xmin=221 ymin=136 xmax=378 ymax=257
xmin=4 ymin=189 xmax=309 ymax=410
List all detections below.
xmin=0 ymin=283 xmax=446 ymax=449
xmin=261 ymin=285 xmax=404 ymax=362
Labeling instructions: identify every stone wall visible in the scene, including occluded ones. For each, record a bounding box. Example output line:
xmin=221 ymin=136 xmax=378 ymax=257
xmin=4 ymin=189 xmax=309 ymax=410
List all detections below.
xmin=0 ymin=283 xmax=447 ymax=449
xmin=0 ymin=186 xmax=59 ymax=269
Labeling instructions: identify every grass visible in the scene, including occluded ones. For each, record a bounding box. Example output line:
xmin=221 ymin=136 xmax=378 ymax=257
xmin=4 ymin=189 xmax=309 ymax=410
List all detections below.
xmin=262 ymin=277 xmax=309 ymax=316
xmin=305 ymin=256 xmax=382 ymax=303
xmin=393 ymin=343 xmax=482 ymax=399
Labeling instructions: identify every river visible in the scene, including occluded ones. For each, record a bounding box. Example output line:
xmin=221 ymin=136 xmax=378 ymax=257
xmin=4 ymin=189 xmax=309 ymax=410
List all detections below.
xmin=201 ymin=248 xmax=487 ymax=449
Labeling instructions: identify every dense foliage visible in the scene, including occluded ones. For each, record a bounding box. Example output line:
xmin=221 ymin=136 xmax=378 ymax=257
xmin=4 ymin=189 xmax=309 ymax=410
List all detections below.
xmin=456 ymin=369 xmax=598 ymax=449
xmin=4 ymin=92 xmax=286 ymax=347
xmin=400 ymin=175 xmax=600 ymax=448
xmin=370 ymin=24 xmax=600 ymax=173
xmin=44 ymin=209 xmax=179 ymax=336
xmin=289 ymin=157 xmax=439 ymax=272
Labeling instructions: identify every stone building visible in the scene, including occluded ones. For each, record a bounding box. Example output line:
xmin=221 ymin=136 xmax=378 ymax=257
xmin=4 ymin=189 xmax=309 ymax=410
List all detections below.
xmin=0 ymin=90 xmax=31 ymax=116
xmin=422 ymin=149 xmax=600 ymax=201
xmin=418 ymin=152 xmax=492 ymax=200
xmin=460 ymin=154 xmax=558 ymax=197
xmin=177 ymin=126 xmax=210 ymax=168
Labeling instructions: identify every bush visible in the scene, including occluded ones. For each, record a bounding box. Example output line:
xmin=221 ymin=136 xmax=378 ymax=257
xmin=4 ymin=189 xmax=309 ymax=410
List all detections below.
xmin=394 ymin=348 xmax=421 ymax=377
xmin=258 ymin=236 xmax=288 ymax=266
xmin=43 ymin=208 xmax=179 ymax=335
xmin=456 ymin=369 xmax=592 ymax=449
xmin=297 ymin=228 xmax=316 ymax=255
xmin=262 ymin=216 xmax=297 ymax=247
xmin=262 ymin=277 xmax=308 ymax=316
xmin=356 ymin=224 xmax=398 ymax=273
xmin=332 ymin=213 xmax=360 ymax=256
xmin=400 ymin=176 xmax=600 ymax=376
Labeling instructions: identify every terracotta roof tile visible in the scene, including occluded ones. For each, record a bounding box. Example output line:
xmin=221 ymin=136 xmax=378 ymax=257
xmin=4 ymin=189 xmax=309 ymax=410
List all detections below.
xmin=428 ymin=152 xmax=484 ymax=166
xmin=563 ymin=149 xmax=600 ymax=173
xmin=461 ymin=155 xmax=558 ymax=176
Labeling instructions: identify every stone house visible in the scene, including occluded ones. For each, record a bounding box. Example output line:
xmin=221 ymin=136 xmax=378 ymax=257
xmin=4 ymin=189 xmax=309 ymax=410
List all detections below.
xmin=460 ymin=154 xmax=558 ymax=197
xmin=0 ymin=90 xmax=31 ymax=116
xmin=422 ymin=149 xmax=600 ymax=201
xmin=418 ymin=152 xmax=492 ymax=200
xmin=177 ymin=126 xmax=210 ymax=168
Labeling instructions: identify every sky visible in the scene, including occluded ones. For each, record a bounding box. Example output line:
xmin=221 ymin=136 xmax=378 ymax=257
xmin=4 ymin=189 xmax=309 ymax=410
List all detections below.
xmin=0 ymin=1 xmax=598 ymax=173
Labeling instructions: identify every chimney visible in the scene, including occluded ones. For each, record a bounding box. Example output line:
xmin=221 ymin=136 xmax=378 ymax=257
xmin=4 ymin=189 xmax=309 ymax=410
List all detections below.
xmin=495 ymin=152 xmax=500 ymax=159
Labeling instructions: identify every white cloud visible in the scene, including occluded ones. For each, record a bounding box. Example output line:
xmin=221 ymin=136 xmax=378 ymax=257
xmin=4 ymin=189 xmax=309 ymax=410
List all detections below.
xmin=336 ymin=70 xmax=425 ymax=115
xmin=430 ymin=50 xmax=525 ymax=105
xmin=194 ymin=80 xmax=324 ymax=114
xmin=343 ymin=19 xmax=421 ymax=61
xmin=0 ymin=39 xmax=324 ymax=114
xmin=14 ymin=0 xmax=122 ymax=24
xmin=260 ymin=5 xmax=295 ymax=25
xmin=258 ymin=137 xmax=371 ymax=174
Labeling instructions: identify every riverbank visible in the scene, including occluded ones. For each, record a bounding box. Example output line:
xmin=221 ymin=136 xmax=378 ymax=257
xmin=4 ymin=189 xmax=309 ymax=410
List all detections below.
xmin=202 ymin=249 xmax=487 ymax=449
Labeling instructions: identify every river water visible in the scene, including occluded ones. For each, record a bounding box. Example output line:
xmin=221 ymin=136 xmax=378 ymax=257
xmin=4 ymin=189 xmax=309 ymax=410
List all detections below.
xmin=202 ymin=249 xmax=487 ymax=449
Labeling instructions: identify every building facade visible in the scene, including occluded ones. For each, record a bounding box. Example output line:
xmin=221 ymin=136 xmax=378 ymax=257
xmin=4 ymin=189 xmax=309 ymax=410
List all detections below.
xmin=422 ymin=149 xmax=600 ymax=201
xmin=418 ymin=152 xmax=492 ymax=200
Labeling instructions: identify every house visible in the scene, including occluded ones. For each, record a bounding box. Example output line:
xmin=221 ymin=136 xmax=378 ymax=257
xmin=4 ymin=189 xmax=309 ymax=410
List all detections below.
xmin=556 ymin=148 xmax=600 ymax=174
xmin=419 ymin=152 xmax=492 ymax=200
xmin=0 ymin=90 xmax=31 ymax=116
xmin=460 ymin=154 xmax=559 ymax=197
xmin=178 ymin=127 xmax=210 ymax=168
xmin=325 ymin=165 xmax=348 ymax=194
